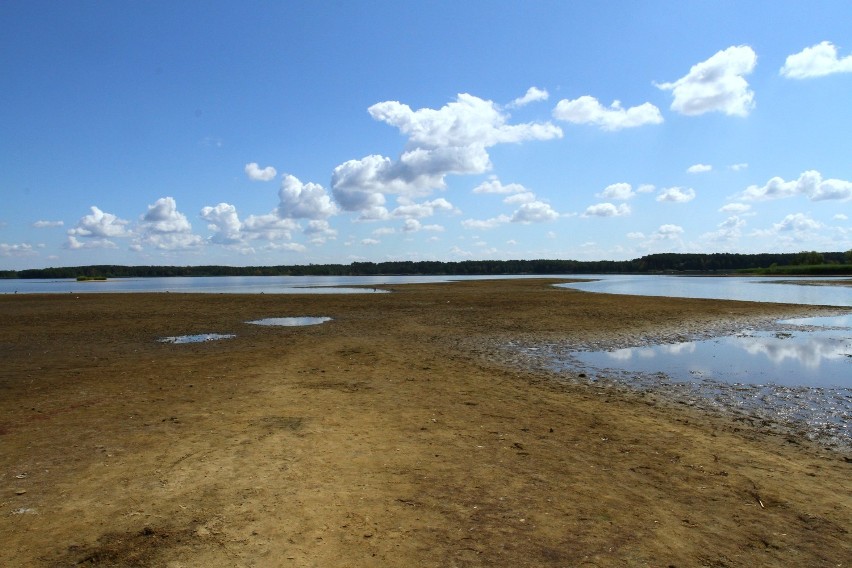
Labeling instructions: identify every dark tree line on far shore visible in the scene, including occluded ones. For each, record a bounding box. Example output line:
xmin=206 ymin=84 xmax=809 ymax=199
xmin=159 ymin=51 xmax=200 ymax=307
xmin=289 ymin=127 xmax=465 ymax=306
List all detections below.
xmin=2 ymin=251 xmax=851 ymax=280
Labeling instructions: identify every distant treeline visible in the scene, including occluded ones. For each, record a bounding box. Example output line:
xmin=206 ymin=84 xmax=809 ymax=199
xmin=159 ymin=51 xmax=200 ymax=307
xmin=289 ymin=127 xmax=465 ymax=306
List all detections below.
xmin=3 ymin=251 xmax=851 ymax=279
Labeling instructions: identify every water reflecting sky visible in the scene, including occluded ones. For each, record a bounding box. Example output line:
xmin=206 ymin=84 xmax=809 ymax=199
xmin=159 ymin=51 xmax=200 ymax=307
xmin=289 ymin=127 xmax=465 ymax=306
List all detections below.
xmin=3 ymin=274 xmax=850 ymax=307
xmin=246 ymin=317 xmax=332 ymax=326
xmin=572 ymin=316 xmax=851 ymax=388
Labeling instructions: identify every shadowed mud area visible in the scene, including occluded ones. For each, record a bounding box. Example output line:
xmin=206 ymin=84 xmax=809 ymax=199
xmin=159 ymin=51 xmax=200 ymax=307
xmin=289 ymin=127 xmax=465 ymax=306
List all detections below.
xmin=1 ymin=279 xmax=849 ymax=567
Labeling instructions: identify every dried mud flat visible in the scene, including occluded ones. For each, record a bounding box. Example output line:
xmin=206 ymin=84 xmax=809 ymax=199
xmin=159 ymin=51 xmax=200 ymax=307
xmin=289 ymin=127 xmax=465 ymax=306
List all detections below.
xmin=1 ymin=279 xmax=849 ymax=567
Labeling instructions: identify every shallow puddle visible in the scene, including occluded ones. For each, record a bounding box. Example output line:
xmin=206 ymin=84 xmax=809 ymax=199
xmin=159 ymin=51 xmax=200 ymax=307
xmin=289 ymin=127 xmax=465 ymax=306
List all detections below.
xmin=534 ymin=314 xmax=852 ymax=450
xmin=571 ymin=329 xmax=851 ymax=388
xmin=246 ymin=317 xmax=332 ymax=326
xmin=158 ymin=333 xmax=236 ymax=344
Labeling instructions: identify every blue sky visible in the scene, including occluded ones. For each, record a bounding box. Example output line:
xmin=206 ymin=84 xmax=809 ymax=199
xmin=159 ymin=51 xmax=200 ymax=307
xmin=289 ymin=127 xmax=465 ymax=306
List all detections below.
xmin=2 ymin=1 xmax=851 ymax=270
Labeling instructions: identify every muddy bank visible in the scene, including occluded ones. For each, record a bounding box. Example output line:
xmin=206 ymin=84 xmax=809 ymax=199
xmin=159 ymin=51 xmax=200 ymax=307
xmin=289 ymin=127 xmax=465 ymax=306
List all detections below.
xmin=771 ymin=278 xmax=852 ymax=287
xmin=1 ymin=279 xmax=849 ymax=567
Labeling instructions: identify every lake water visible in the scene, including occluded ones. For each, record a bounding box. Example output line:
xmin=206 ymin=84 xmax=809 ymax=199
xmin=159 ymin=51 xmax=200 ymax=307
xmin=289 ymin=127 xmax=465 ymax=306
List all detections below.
xmin=538 ymin=312 xmax=851 ymax=450
xmin=569 ymin=316 xmax=851 ymax=389
xmin=2 ymin=274 xmax=850 ymax=307
xmin=556 ymin=274 xmax=851 ymax=307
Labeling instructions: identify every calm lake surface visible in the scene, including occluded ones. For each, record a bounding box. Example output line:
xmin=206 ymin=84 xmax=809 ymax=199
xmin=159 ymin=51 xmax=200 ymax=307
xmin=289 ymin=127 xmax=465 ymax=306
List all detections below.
xmin=2 ymin=274 xmax=850 ymax=307
xmin=557 ymin=274 xmax=850 ymax=307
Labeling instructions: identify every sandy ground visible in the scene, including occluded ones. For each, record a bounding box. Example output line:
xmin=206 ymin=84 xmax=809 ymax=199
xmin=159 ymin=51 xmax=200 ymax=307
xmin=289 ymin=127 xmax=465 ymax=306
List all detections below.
xmin=1 ymin=279 xmax=849 ymax=567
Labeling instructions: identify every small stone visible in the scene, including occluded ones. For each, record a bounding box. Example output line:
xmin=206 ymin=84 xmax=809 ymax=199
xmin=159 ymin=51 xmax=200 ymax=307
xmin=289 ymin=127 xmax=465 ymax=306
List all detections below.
xmin=15 ymin=489 xmax=27 ymax=495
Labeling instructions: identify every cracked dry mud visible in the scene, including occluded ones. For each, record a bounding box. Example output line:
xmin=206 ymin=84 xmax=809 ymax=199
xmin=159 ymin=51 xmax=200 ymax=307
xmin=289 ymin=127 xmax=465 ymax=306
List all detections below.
xmin=1 ymin=279 xmax=849 ymax=567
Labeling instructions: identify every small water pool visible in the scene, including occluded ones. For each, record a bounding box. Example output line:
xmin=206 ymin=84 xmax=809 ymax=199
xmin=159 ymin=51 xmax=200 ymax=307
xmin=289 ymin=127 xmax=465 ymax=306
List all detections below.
xmin=246 ymin=317 xmax=332 ymax=326
xmin=530 ymin=314 xmax=851 ymax=450
xmin=158 ymin=333 xmax=236 ymax=344
xmin=571 ymin=328 xmax=851 ymax=389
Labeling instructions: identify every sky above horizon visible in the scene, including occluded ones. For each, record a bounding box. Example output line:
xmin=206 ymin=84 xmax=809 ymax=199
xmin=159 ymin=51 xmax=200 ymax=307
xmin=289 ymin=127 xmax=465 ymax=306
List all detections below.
xmin=2 ymin=1 xmax=851 ymax=270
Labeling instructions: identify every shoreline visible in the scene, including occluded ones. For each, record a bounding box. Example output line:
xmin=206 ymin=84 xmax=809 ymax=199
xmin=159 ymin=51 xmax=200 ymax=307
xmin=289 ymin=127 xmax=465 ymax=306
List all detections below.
xmin=1 ymin=279 xmax=849 ymax=566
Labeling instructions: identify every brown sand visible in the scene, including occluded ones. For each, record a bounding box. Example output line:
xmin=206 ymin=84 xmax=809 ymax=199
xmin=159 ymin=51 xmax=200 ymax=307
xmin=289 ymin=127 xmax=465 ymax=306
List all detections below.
xmin=1 ymin=279 xmax=849 ymax=567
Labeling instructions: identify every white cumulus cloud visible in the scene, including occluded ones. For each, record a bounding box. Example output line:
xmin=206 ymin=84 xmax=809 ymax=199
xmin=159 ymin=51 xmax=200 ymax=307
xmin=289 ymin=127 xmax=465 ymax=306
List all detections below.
xmin=653 ymin=224 xmax=685 ymax=239
xmin=472 ymin=176 xmax=528 ymax=195
xmin=657 ymin=187 xmax=696 ymax=203
xmin=702 ymin=216 xmax=746 ymax=243
xmin=242 ymin=213 xmax=299 ymax=241
xmin=780 ymin=41 xmax=852 ymax=79
xmin=552 ymin=96 xmax=663 ymax=130
xmin=68 ymin=206 xmax=132 ymax=239
xmin=65 ymin=236 xmax=118 ymax=250
xmin=597 ymin=182 xmax=635 ymax=201
xmin=511 ymin=201 xmax=559 ymax=223
xmin=687 ymin=163 xmax=712 ymax=174
xmin=201 ymin=203 xmax=243 ymax=245
xmin=508 ymin=86 xmax=549 ymax=108
xmin=332 ymin=93 xmax=562 ymax=212
xmin=504 ymin=191 xmax=536 ymax=205
xmin=392 ymin=198 xmax=457 ymax=219
xmin=304 ymin=220 xmax=337 ymax=244
xmin=773 ymin=213 xmax=823 ymax=233
xmin=278 ymin=174 xmax=338 ymax=220
xmin=656 ymin=45 xmax=757 ymax=116
xmin=402 ymin=219 xmax=422 ymax=233
xmin=245 ymin=162 xmax=277 ymax=181
xmin=583 ymin=203 xmax=631 ymax=217
xmin=740 ymin=170 xmax=852 ymax=202
xmin=138 ymin=197 xmax=203 ymax=250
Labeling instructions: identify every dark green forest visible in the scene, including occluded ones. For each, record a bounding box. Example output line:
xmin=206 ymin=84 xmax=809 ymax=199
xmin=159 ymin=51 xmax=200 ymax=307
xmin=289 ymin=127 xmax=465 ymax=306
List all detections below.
xmin=2 ymin=251 xmax=851 ymax=279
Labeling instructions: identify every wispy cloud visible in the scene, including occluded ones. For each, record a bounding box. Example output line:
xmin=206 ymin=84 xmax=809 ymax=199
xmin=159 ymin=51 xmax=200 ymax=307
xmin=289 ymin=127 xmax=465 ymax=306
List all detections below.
xmin=0 ymin=243 xmax=36 ymax=257
xmin=33 ymin=220 xmax=64 ymax=228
